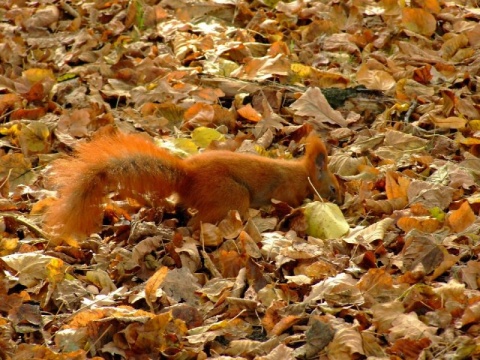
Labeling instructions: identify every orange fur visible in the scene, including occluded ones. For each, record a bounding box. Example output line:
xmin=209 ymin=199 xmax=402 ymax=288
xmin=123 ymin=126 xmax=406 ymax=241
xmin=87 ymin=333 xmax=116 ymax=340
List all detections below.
xmin=45 ymin=132 xmax=341 ymax=239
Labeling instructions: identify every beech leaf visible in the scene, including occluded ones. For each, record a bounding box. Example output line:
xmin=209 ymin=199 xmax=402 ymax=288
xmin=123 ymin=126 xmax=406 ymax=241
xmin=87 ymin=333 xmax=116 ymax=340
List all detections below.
xmin=290 ymin=87 xmax=347 ymax=127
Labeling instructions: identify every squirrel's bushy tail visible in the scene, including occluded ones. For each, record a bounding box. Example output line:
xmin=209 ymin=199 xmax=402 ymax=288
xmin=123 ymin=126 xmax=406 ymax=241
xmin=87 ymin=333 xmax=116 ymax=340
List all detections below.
xmin=44 ymin=133 xmax=184 ymax=240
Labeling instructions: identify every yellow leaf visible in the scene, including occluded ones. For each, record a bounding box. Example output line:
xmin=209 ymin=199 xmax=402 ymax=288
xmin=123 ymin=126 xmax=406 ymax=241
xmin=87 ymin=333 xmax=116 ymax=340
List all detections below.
xmin=291 ymin=63 xmax=312 ymax=78
xmin=86 ymin=270 xmax=116 ymax=292
xmin=46 ymin=258 xmax=65 ymax=284
xmin=191 ymin=127 xmax=225 ymax=148
xmin=459 ymin=137 xmax=480 ymax=146
xmin=430 ymin=116 xmax=467 ymax=129
xmin=22 ymin=68 xmax=56 ymax=83
xmin=0 ymin=238 xmax=19 ymax=256
xmin=145 ymin=266 xmax=169 ymax=310
xmin=468 ymin=120 xmax=480 ymax=131
xmin=304 ymin=202 xmax=349 ymax=239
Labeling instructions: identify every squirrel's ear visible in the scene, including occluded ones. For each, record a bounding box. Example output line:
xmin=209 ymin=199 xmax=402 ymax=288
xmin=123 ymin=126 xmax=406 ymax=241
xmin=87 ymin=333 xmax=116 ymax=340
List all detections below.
xmin=315 ymin=152 xmax=327 ymax=170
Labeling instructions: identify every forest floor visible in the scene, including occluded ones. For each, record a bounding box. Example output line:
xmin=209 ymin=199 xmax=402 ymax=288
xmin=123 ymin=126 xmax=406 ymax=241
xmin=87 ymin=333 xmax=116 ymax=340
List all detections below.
xmin=1 ymin=0 xmax=480 ymax=359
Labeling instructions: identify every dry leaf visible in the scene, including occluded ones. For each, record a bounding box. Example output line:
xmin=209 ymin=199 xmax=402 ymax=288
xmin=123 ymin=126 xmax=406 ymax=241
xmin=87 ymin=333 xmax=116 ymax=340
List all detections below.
xmin=145 ymin=266 xmax=169 ymax=310
xmin=2 ymin=0 xmax=480 ymax=357
xmin=401 ymin=8 xmax=436 ymax=37
xmin=446 ymin=201 xmax=475 ymax=233
xmin=326 ymin=325 xmax=364 ymax=359
xmin=385 ymin=171 xmax=410 ymax=201
xmin=238 ymin=104 xmax=262 ymax=122
xmin=397 ymin=216 xmax=442 ymax=233
xmin=290 ymin=87 xmax=347 ymax=127
xmin=429 ymin=115 xmax=467 ymax=129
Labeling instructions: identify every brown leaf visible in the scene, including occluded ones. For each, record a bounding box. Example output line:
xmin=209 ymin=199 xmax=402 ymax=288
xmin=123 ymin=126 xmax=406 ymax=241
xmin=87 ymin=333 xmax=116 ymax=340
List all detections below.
xmin=135 ymin=312 xmax=187 ymax=353
xmin=427 ymin=251 xmax=459 ymax=281
xmin=397 ymin=216 xmax=442 ymax=233
xmin=20 ymin=82 xmax=47 ymax=103
xmin=184 ymin=102 xmax=215 ymax=127
xmin=304 ymin=273 xmax=363 ymax=306
xmin=402 ymin=232 xmax=444 ymax=274
xmin=357 ymin=268 xmax=396 ymax=302
xmin=57 ymin=109 xmax=92 ymax=137
xmin=145 ymin=266 xmax=169 ymax=310
xmin=0 ymin=152 xmax=33 ymax=188
xmin=460 ymin=261 xmax=480 ymax=290
xmin=256 ymin=344 xmax=294 ymax=360
xmin=86 ymin=270 xmax=116 ymax=293
xmin=429 ymin=115 xmax=467 ymax=129
xmin=0 ymin=93 xmax=22 ymax=115
xmin=460 ymin=301 xmax=480 ymax=327
xmin=440 ymin=33 xmax=469 ymax=60
xmin=217 ymin=249 xmax=246 ymax=278
xmin=413 ymin=64 xmax=433 ymax=84
xmin=386 ymin=171 xmax=410 ymax=201
xmin=305 ymin=318 xmax=334 ymax=352
xmin=357 ymin=63 xmax=396 ymax=91
xmin=407 ymin=180 xmax=454 ymax=209
xmin=46 ymin=257 xmax=65 ymax=284
xmin=270 ymin=315 xmax=301 ymax=336
xmin=388 ymin=313 xmax=438 ymax=342
xmin=290 ymin=87 xmax=347 ymax=127
xmin=22 ymin=68 xmax=56 ymax=84
xmin=447 ymin=201 xmax=475 ymax=233
xmin=24 ymin=5 xmax=60 ymax=29
xmin=262 ymin=300 xmax=287 ymax=334
xmin=326 ymin=325 xmax=364 ymax=358
xmin=200 ymin=223 xmax=224 ymax=247
xmin=421 ymin=0 xmax=441 ymax=13
xmin=10 ymin=107 xmax=47 ymax=120
xmin=231 ymin=54 xmax=290 ymax=80
xmin=238 ymin=104 xmax=262 ymax=122
xmin=364 ymin=198 xmax=407 ymax=215
xmin=13 ymin=344 xmax=89 ymax=360
xmin=401 ymin=8 xmax=436 ymax=37
xmin=371 ymin=301 xmax=405 ymax=333
xmin=388 ymin=337 xmax=432 ymax=360
xmin=303 ymin=260 xmax=337 ymax=280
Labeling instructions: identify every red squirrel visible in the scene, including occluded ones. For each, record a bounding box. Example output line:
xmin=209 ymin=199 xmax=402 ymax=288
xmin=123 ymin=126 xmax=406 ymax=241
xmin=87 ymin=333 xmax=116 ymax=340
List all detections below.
xmin=44 ymin=131 xmax=341 ymax=239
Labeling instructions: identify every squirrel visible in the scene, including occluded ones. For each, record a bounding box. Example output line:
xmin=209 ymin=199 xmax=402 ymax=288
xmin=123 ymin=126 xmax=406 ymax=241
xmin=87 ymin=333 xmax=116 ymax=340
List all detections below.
xmin=44 ymin=131 xmax=342 ymax=239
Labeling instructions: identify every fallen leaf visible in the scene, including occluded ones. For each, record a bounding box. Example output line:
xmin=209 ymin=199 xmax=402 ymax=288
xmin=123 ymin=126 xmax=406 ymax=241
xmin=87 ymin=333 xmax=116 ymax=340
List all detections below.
xmin=429 ymin=115 xmax=467 ymax=129
xmin=304 ymin=202 xmax=349 ymax=239
xmin=191 ymin=126 xmax=225 ymax=148
xmin=446 ymin=201 xmax=475 ymax=233
xmin=326 ymin=325 xmax=364 ymax=359
xmin=238 ymin=104 xmax=262 ymax=122
xmin=290 ymin=87 xmax=347 ymax=127
xmin=401 ymin=8 xmax=436 ymax=37
xmin=145 ymin=266 xmax=169 ymax=310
